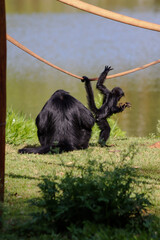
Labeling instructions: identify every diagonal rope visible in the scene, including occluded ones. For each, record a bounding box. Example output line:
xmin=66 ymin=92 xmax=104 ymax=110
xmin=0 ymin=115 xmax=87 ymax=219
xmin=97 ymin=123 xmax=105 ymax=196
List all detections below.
xmin=7 ymin=34 xmax=160 ymax=81
xmin=58 ymin=0 xmax=160 ymax=32
xmin=7 ymin=34 xmax=82 ymax=80
xmin=91 ymin=59 xmax=160 ymax=81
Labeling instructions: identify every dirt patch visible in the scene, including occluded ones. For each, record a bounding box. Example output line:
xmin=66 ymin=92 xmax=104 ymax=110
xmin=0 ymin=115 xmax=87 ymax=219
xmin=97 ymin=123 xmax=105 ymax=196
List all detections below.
xmin=149 ymin=141 xmax=160 ymax=148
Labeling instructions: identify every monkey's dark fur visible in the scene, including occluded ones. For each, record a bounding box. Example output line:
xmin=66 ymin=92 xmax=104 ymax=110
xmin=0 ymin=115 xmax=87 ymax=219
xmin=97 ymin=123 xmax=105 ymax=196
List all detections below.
xmin=18 ymin=90 xmax=95 ymax=154
xmin=19 ymin=66 xmax=130 ymax=154
xmin=82 ymin=66 xmax=131 ymax=146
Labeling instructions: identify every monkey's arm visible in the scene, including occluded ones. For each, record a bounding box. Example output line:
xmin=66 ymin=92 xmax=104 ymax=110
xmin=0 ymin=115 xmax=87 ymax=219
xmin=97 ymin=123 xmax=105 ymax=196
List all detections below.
xmin=111 ymin=102 xmax=131 ymax=114
xmin=96 ymin=66 xmax=113 ymax=95
xmin=82 ymin=76 xmax=98 ymax=114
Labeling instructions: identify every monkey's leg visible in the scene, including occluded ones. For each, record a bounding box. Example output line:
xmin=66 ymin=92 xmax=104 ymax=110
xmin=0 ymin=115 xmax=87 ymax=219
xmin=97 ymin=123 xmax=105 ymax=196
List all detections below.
xmin=97 ymin=119 xmax=111 ymax=146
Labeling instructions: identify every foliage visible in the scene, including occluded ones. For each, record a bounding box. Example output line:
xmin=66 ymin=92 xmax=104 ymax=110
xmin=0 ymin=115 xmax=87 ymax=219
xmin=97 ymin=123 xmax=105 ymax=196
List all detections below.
xmin=26 ymin=145 xmax=151 ymax=235
xmin=6 ymin=108 xmax=38 ymax=145
xmin=66 ymin=218 xmax=160 ymax=240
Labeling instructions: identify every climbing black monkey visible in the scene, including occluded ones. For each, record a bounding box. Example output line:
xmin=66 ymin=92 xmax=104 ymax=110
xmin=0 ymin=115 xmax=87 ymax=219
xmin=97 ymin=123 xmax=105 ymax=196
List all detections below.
xmin=19 ymin=90 xmax=95 ymax=154
xmin=82 ymin=66 xmax=131 ymax=146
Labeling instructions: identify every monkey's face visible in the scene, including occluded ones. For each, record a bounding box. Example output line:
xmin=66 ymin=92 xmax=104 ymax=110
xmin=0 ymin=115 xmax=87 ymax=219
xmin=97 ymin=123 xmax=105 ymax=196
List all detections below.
xmin=111 ymin=87 xmax=124 ymax=102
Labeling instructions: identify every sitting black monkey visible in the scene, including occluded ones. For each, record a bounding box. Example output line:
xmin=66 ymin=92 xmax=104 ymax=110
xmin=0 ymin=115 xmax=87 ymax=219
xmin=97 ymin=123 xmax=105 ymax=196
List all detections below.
xmin=18 ymin=90 xmax=95 ymax=154
xmin=82 ymin=66 xmax=131 ymax=146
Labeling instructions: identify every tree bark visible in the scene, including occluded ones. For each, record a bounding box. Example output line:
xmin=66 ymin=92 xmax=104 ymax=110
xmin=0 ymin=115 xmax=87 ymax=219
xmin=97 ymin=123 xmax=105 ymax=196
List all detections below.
xmin=0 ymin=0 xmax=7 ymax=203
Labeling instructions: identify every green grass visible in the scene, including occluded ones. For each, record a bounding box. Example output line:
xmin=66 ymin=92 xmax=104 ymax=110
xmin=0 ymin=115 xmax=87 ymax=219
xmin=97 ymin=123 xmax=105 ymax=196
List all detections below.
xmin=6 ymin=109 xmax=38 ymax=145
xmin=1 ymin=110 xmax=160 ymax=239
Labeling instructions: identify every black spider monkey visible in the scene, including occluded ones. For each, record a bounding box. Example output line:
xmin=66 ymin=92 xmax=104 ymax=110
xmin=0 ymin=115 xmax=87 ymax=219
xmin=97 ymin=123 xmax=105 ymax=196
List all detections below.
xmin=18 ymin=90 xmax=95 ymax=154
xmin=82 ymin=66 xmax=131 ymax=146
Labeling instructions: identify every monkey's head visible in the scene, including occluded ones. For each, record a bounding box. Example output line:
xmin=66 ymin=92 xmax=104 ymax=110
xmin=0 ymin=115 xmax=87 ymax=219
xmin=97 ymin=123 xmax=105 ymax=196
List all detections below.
xmin=111 ymin=87 xmax=124 ymax=101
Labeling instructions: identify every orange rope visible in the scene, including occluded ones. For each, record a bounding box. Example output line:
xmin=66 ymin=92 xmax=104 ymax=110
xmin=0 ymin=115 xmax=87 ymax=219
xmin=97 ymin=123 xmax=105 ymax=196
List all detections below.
xmin=91 ymin=59 xmax=160 ymax=81
xmin=58 ymin=0 xmax=160 ymax=32
xmin=7 ymin=34 xmax=82 ymax=80
xmin=7 ymin=34 xmax=160 ymax=80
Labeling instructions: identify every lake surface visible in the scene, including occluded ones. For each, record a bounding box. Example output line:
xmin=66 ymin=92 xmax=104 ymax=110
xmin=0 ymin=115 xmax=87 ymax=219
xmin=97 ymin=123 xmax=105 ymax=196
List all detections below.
xmin=6 ymin=0 xmax=160 ymax=137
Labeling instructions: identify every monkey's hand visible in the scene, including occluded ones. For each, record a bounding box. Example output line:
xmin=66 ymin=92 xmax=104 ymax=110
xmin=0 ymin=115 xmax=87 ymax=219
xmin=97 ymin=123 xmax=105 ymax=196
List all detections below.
xmin=124 ymin=102 xmax=131 ymax=108
xmin=81 ymin=76 xmax=90 ymax=83
xmin=100 ymin=66 xmax=113 ymax=79
xmin=118 ymin=102 xmax=131 ymax=111
xmin=104 ymin=65 xmax=113 ymax=73
xmin=118 ymin=103 xmax=123 ymax=107
xmin=120 ymin=102 xmax=131 ymax=109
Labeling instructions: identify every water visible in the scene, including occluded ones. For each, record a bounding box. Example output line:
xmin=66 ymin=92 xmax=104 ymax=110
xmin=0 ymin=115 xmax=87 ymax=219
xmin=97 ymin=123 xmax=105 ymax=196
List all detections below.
xmin=6 ymin=1 xmax=160 ymax=137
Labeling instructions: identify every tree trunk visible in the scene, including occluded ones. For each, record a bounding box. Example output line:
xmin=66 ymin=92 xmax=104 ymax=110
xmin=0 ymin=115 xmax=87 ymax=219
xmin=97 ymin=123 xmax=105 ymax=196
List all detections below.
xmin=0 ymin=0 xmax=7 ymax=204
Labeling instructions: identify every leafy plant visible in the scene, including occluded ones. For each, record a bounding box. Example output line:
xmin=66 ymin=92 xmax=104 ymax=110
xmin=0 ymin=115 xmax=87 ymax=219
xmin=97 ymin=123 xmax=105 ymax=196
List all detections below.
xmin=6 ymin=108 xmax=38 ymax=145
xmin=29 ymin=145 xmax=151 ymax=234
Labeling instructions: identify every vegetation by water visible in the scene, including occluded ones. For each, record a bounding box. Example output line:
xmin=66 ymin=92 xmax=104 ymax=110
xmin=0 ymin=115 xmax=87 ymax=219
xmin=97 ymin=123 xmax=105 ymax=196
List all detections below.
xmin=5 ymin=107 xmax=126 ymax=146
xmin=1 ymin=109 xmax=160 ymax=239
xmin=5 ymin=0 xmax=160 ymax=13
xmin=6 ymin=109 xmax=38 ymax=145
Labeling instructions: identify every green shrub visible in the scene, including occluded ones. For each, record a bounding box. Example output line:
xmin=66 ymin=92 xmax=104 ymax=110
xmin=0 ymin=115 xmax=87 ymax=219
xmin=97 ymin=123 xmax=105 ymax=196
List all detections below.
xmin=6 ymin=108 xmax=38 ymax=145
xmin=30 ymin=145 xmax=151 ymax=234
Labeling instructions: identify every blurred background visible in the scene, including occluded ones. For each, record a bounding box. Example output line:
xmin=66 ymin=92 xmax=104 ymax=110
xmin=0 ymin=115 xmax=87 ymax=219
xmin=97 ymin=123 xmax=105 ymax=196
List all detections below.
xmin=6 ymin=0 xmax=160 ymax=136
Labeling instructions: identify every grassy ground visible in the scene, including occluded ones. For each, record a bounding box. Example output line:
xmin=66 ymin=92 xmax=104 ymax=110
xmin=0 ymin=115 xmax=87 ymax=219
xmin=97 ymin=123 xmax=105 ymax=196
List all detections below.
xmin=1 ymin=136 xmax=160 ymax=239
xmin=1 ymin=110 xmax=160 ymax=239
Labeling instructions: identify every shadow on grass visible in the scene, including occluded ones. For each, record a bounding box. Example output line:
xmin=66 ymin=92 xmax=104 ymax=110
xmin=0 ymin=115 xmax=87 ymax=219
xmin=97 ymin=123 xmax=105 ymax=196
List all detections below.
xmin=5 ymin=173 xmax=42 ymax=181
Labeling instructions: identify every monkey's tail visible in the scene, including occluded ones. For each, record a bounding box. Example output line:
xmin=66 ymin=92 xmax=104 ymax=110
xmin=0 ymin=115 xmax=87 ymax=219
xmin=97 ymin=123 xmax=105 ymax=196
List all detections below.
xmin=18 ymin=142 xmax=74 ymax=154
xmin=18 ymin=145 xmax=52 ymax=154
